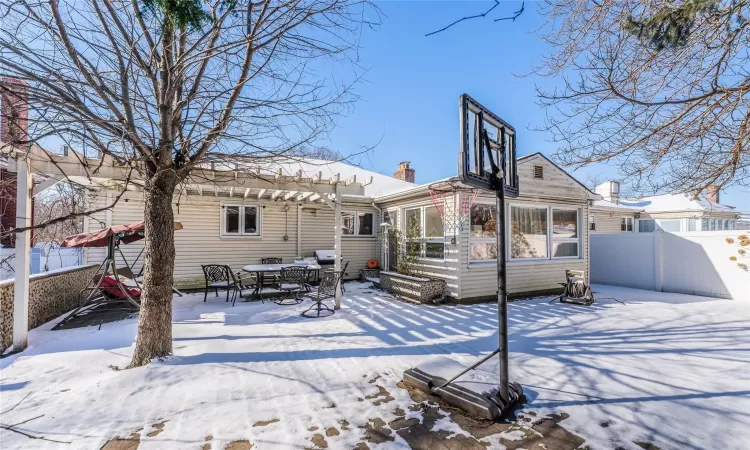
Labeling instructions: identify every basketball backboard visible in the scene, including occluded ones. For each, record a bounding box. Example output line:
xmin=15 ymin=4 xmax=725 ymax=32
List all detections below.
xmin=458 ymin=94 xmax=519 ymax=197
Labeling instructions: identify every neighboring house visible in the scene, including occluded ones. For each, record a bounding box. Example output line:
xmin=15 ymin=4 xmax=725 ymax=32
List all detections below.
xmin=84 ymin=152 xmax=598 ymax=301
xmin=590 ymin=181 xmax=740 ymax=233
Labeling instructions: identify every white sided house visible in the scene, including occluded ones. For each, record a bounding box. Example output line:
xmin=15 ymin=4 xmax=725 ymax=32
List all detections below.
xmin=82 ymin=153 xmax=599 ymax=302
xmin=590 ymin=181 xmax=740 ymax=233
xmin=82 ymin=159 xmax=414 ymax=289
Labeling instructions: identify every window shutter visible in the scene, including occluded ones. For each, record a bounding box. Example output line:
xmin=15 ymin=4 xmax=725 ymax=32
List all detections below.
xmin=533 ymin=165 xmax=544 ymax=179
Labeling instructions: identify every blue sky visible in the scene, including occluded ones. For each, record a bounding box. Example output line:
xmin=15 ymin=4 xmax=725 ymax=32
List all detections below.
xmin=323 ymin=1 xmax=750 ymax=212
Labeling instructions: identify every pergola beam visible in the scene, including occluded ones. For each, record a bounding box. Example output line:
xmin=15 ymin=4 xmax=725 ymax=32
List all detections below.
xmin=297 ymin=192 xmax=314 ymax=202
xmin=7 ymin=146 xmax=366 ymax=197
xmin=257 ymin=188 xmax=267 ymax=199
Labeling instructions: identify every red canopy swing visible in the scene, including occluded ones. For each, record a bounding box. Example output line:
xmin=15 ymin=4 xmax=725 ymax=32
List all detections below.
xmin=54 ymin=221 xmax=183 ymax=329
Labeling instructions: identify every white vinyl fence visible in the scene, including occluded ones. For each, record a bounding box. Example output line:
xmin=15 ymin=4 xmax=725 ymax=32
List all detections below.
xmin=0 ymin=247 xmax=84 ymax=281
xmin=590 ymin=231 xmax=749 ymax=301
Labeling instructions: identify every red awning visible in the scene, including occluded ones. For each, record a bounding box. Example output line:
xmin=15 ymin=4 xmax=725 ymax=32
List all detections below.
xmin=61 ymin=221 xmax=183 ymax=248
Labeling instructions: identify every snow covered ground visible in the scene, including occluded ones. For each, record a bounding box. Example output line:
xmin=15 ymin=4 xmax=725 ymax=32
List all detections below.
xmin=1 ymin=283 xmax=748 ymax=449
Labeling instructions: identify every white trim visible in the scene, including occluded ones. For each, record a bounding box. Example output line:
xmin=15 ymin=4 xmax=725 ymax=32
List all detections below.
xmin=341 ymin=210 xmax=375 ymax=236
xmin=550 ymin=206 xmax=581 ymax=259
xmin=470 ymin=258 xmax=587 ymax=268
xmin=620 ymin=215 xmax=634 ymax=232
xmin=505 ymin=200 xmax=583 ymax=262
xmin=401 ymin=204 xmax=446 ymax=260
xmin=220 ymin=203 xmax=262 ymax=237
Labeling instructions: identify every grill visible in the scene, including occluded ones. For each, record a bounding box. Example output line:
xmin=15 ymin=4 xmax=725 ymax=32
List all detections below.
xmin=313 ymin=250 xmax=337 ymax=268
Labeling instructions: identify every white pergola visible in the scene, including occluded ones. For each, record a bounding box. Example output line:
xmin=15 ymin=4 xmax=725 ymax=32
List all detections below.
xmin=6 ymin=145 xmax=368 ymax=351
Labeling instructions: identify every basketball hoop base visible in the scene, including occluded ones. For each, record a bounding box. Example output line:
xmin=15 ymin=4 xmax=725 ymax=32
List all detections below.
xmin=403 ymin=356 xmax=524 ymax=421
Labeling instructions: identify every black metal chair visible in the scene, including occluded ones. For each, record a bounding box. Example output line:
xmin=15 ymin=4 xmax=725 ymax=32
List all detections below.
xmin=340 ymin=261 xmax=349 ymax=293
xmin=201 ymin=265 xmax=247 ymax=306
xmin=301 ymin=270 xmax=342 ymax=318
xmin=274 ymin=266 xmax=308 ymax=305
xmin=259 ymin=257 xmax=283 ymax=289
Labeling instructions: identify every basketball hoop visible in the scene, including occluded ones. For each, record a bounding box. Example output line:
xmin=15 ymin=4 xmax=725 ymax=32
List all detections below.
xmin=429 ymin=179 xmax=480 ymax=240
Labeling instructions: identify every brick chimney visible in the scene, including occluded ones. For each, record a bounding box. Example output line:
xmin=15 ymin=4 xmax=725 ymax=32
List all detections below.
xmin=1 ymin=77 xmax=30 ymax=248
xmin=706 ymin=185 xmax=720 ymax=204
xmin=393 ymin=161 xmax=415 ymax=183
xmin=1 ymin=77 xmax=29 ymax=146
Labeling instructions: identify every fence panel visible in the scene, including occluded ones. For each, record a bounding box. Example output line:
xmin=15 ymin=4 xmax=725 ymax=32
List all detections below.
xmin=590 ymin=231 xmax=749 ymax=300
xmin=590 ymin=233 xmax=657 ymax=290
xmin=0 ymin=247 xmax=83 ymax=280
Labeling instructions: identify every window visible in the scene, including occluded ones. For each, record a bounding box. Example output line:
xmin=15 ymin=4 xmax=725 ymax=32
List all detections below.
xmin=729 ymin=220 xmax=736 ymax=230
xmin=341 ymin=212 xmax=355 ymax=235
xmin=621 ymin=216 xmax=634 ymax=232
xmin=469 ymin=203 xmax=583 ymax=263
xmin=702 ymin=218 xmax=709 ymax=231
xmin=469 ymin=204 xmax=497 ymax=261
xmin=404 ymin=205 xmax=445 ymax=259
xmin=383 ymin=210 xmax=396 ymax=227
xmin=724 ymin=219 xmax=729 ymax=230
xmin=657 ymin=219 xmax=681 ymax=232
xmin=511 ymin=205 xmax=548 ymax=259
xmin=710 ymin=219 xmax=716 ymax=231
xmin=342 ymin=211 xmax=374 ymax=236
xmin=639 ymin=219 xmax=656 ymax=233
xmin=686 ymin=218 xmax=697 ymax=232
xmin=222 ymin=205 xmax=260 ymax=236
xmin=589 ymin=214 xmax=596 ymax=231
xmin=552 ymin=209 xmax=579 ymax=257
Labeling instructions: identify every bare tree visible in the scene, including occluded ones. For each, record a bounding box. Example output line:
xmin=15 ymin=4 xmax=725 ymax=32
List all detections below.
xmin=0 ymin=0 xmax=373 ymax=367
xmin=535 ymin=0 xmax=750 ymax=196
xmin=31 ymin=182 xmax=89 ymax=272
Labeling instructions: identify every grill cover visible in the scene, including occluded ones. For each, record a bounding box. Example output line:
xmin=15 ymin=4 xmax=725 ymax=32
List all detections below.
xmin=314 ymin=250 xmax=336 ymax=264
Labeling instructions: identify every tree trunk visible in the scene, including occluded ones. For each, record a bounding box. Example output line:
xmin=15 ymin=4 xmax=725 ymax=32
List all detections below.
xmin=129 ymin=170 xmax=178 ymax=368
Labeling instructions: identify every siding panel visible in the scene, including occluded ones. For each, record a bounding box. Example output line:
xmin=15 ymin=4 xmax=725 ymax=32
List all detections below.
xmin=85 ymin=191 xmax=379 ymax=286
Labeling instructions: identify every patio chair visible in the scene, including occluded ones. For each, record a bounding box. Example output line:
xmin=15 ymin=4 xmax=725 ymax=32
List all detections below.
xmin=274 ymin=266 xmax=308 ymax=305
xmin=201 ymin=264 xmax=247 ymax=306
xmin=550 ymin=270 xmax=594 ymax=306
xmin=259 ymin=257 xmax=283 ymax=288
xmin=340 ymin=261 xmax=349 ymax=293
xmin=301 ymin=270 xmax=343 ymax=318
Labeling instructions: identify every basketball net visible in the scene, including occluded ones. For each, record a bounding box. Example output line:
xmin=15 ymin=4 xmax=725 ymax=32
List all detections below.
xmin=429 ymin=181 xmax=480 ymax=237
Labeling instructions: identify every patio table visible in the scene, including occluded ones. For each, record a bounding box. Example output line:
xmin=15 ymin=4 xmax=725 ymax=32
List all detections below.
xmin=242 ymin=263 xmax=321 ymax=300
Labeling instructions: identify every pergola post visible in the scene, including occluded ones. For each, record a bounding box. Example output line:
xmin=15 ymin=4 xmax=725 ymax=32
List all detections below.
xmin=13 ymin=153 xmax=32 ymax=351
xmin=334 ymin=184 xmax=342 ymax=310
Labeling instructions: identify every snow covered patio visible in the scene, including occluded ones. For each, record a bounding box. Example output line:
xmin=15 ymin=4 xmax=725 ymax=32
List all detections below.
xmin=1 ymin=283 xmax=748 ymax=450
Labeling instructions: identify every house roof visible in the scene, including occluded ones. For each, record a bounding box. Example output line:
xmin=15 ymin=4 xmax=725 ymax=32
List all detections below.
xmin=237 ymin=158 xmax=415 ymax=198
xmin=619 ymin=194 xmax=735 ymax=213
xmin=377 ymin=153 xmax=602 ymax=202
xmin=592 ymin=199 xmax=642 ymax=212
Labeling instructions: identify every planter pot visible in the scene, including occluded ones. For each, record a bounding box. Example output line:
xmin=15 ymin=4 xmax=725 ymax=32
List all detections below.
xmin=359 ymin=268 xmax=380 ymax=282
xmin=378 ymin=271 xmax=446 ymax=304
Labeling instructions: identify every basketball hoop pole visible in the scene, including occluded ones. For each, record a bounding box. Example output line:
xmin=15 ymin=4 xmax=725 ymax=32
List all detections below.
xmin=495 ymin=162 xmax=510 ymax=405
xmin=483 ymin=126 xmax=511 ymax=405
xmin=402 ymin=95 xmax=522 ymax=421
